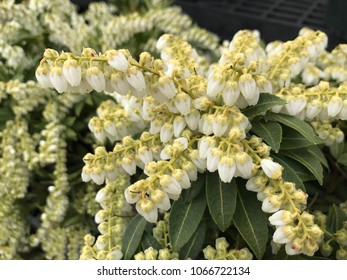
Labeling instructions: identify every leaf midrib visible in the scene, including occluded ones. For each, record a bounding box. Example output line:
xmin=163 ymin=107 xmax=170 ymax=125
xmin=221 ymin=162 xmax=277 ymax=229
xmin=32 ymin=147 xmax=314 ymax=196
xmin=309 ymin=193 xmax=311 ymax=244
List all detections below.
xmin=235 ymin=189 xmax=261 ymax=256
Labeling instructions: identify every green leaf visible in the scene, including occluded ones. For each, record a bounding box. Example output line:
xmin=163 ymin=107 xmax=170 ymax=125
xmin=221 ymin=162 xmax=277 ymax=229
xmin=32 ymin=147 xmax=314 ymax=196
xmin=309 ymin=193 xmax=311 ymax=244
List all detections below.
xmin=271 ymin=154 xmax=305 ymax=191
xmin=251 ymin=121 xmax=282 ymax=153
xmin=329 ymin=141 xmax=344 ymax=160
xmin=122 ymin=214 xmax=147 ymax=259
xmin=206 ymin=172 xmax=237 ymax=231
xmin=281 ymin=149 xmax=324 ymax=185
xmin=307 ymin=145 xmax=329 ymax=169
xmin=141 ymin=232 xmax=161 ymax=251
xmin=179 ymin=221 xmax=207 ymax=260
xmin=326 ymin=204 xmax=347 ymax=232
xmin=280 ymin=126 xmax=315 ymax=149
xmin=169 ymin=189 xmax=206 ymax=251
xmin=337 ymin=153 xmax=347 ymax=167
xmin=232 ymin=184 xmax=268 ymax=259
xmin=267 ymin=113 xmax=322 ymax=145
xmin=181 ymin=172 xmax=205 ymax=202
xmin=74 ymin=100 xmax=85 ymax=116
xmin=242 ymin=93 xmax=286 ymax=118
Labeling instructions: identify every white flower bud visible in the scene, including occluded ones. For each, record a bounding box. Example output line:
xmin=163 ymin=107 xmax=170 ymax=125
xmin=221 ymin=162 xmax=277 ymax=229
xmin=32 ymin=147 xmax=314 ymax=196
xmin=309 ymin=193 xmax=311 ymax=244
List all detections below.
xmin=262 ymin=196 xmax=281 ymax=213
xmin=62 ymin=59 xmax=82 ymax=86
xmin=222 ymin=80 xmax=240 ymax=106
xmin=36 ymin=66 xmax=53 ymax=88
xmin=327 ymin=95 xmax=343 ymax=117
xmin=172 ymin=169 xmax=191 ymax=189
xmin=160 ymin=175 xmax=182 ymax=195
xmin=239 ymin=73 xmax=257 ymax=100
xmin=269 ymin=210 xmax=293 ymax=226
xmin=121 ymin=157 xmax=137 ymax=175
xmin=173 ymin=116 xmax=186 ymax=137
xmin=86 ymin=66 xmax=105 ymax=92
xmin=106 ymin=50 xmax=129 ymax=72
xmin=206 ymin=148 xmax=221 ymax=172
xmin=174 ymin=92 xmax=191 ymax=115
xmin=151 ymin=189 xmax=171 ymax=211
xmin=261 ymin=159 xmax=283 ymax=179
xmin=160 ymin=123 xmax=174 ymax=143
xmin=136 ymin=199 xmax=158 ymax=223
xmin=137 ymin=146 xmax=153 ymax=164
xmin=207 ymin=77 xmax=225 ymax=98
xmin=126 ymin=66 xmax=146 ymax=91
xmin=158 ymin=76 xmax=176 ymax=98
xmin=273 ymin=226 xmax=294 ymax=244
xmin=49 ymin=66 xmax=67 ymax=93
xmin=218 ymin=156 xmax=236 ymax=183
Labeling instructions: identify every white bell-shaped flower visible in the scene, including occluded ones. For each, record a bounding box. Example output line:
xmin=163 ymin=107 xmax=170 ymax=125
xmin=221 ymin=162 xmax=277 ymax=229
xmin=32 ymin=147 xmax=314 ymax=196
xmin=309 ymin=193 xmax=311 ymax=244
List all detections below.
xmin=327 ymin=95 xmax=343 ymax=117
xmin=158 ymin=75 xmax=176 ymax=98
xmin=222 ymin=80 xmax=240 ymax=106
xmin=273 ymin=226 xmax=294 ymax=244
xmin=174 ymin=92 xmax=191 ymax=115
xmin=160 ymin=123 xmax=174 ymax=143
xmin=160 ymin=175 xmax=182 ymax=195
xmin=184 ymin=109 xmax=200 ymax=130
xmin=207 ymin=77 xmax=225 ymax=98
xmin=172 ymin=169 xmax=191 ymax=189
xmin=269 ymin=210 xmax=293 ymax=226
xmin=49 ymin=66 xmax=68 ymax=93
xmin=137 ymin=146 xmax=153 ymax=164
xmin=262 ymin=196 xmax=281 ymax=213
xmin=62 ymin=59 xmax=82 ymax=86
xmin=106 ymin=50 xmax=129 ymax=72
xmin=136 ymin=199 xmax=158 ymax=223
xmin=173 ymin=116 xmax=186 ymax=137
xmin=126 ymin=66 xmax=146 ymax=91
xmin=218 ymin=156 xmax=236 ymax=183
xmin=151 ymin=189 xmax=171 ymax=211
xmin=239 ymin=73 xmax=257 ymax=100
xmin=86 ymin=66 xmax=106 ymax=92
xmin=36 ymin=66 xmax=53 ymax=88
xmin=206 ymin=148 xmax=221 ymax=172
xmin=261 ymin=159 xmax=283 ymax=179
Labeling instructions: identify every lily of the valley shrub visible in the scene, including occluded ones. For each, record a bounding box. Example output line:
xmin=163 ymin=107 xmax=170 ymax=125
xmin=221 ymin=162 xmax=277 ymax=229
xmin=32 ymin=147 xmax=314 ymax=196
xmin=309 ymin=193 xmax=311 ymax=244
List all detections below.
xmin=35 ymin=28 xmax=347 ymax=260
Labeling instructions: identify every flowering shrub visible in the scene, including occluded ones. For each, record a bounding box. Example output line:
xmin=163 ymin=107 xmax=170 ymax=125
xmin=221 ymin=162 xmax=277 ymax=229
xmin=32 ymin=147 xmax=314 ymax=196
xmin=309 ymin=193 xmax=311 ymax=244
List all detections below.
xmin=1 ymin=0 xmax=347 ymax=260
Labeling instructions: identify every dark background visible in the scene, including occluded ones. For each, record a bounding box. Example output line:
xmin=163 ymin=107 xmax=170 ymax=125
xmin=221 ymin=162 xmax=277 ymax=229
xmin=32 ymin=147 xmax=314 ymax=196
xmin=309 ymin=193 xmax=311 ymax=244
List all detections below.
xmin=71 ymin=0 xmax=347 ymax=50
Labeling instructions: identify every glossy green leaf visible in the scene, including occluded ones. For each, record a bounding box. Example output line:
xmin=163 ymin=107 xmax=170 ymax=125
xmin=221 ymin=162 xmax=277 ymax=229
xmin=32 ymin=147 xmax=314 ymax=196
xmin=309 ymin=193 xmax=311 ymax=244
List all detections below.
xmin=326 ymin=204 xmax=347 ymax=232
xmin=271 ymin=154 xmax=305 ymax=191
xmin=251 ymin=121 xmax=282 ymax=153
xmin=122 ymin=214 xmax=147 ymax=259
xmin=267 ymin=113 xmax=322 ymax=145
xmin=281 ymin=149 xmax=324 ymax=185
xmin=181 ymin=172 xmax=205 ymax=202
xmin=307 ymin=145 xmax=329 ymax=169
xmin=329 ymin=141 xmax=344 ymax=160
xmin=337 ymin=153 xmax=347 ymax=167
xmin=242 ymin=93 xmax=286 ymax=119
xmin=280 ymin=126 xmax=315 ymax=149
xmin=232 ymin=185 xmax=268 ymax=259
xmin=206 ymin=172 xmax=237 ymax=231
xmin=179 ymin=221 xmax=207 ymax=260
xmin=141 ymin=232 xmax=161 ymax=251
xmin=169 ymin=190 xmax=206 ymax=251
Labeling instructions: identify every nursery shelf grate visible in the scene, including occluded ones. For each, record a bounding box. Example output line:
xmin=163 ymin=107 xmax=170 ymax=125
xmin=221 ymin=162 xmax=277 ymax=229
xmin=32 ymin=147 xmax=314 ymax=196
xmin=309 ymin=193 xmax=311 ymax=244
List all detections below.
xmin=174 ymin=0 xmax=340 ymax=49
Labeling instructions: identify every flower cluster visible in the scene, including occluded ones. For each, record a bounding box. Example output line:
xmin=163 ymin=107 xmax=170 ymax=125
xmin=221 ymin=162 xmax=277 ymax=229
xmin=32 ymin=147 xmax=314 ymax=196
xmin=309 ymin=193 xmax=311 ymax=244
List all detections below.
xmin=203 ymin=237 xmax=253 ymax=260
xmin=80 ymin=176 xmax=132 ymax=260
xmin=35 ymin=31 xmax=330 ymax=257
xmin=246 ymin=164 xmax=324 ymax=256
xmin=88 ymin=99 xmax=145 ymax=142
xmin=313 ymin=204 xmax=347 ymax=260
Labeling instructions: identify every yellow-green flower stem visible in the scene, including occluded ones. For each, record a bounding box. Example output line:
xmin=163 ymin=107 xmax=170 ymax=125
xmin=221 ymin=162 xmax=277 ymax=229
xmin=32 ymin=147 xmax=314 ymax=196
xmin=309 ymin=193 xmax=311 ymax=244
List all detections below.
xmin=41 ymin=54 xmax=194 ymax=96
xmin=240 ymin=139 xmax=263 ymax=163
xmin=268 ymin=45 xmax=293 ymax=80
